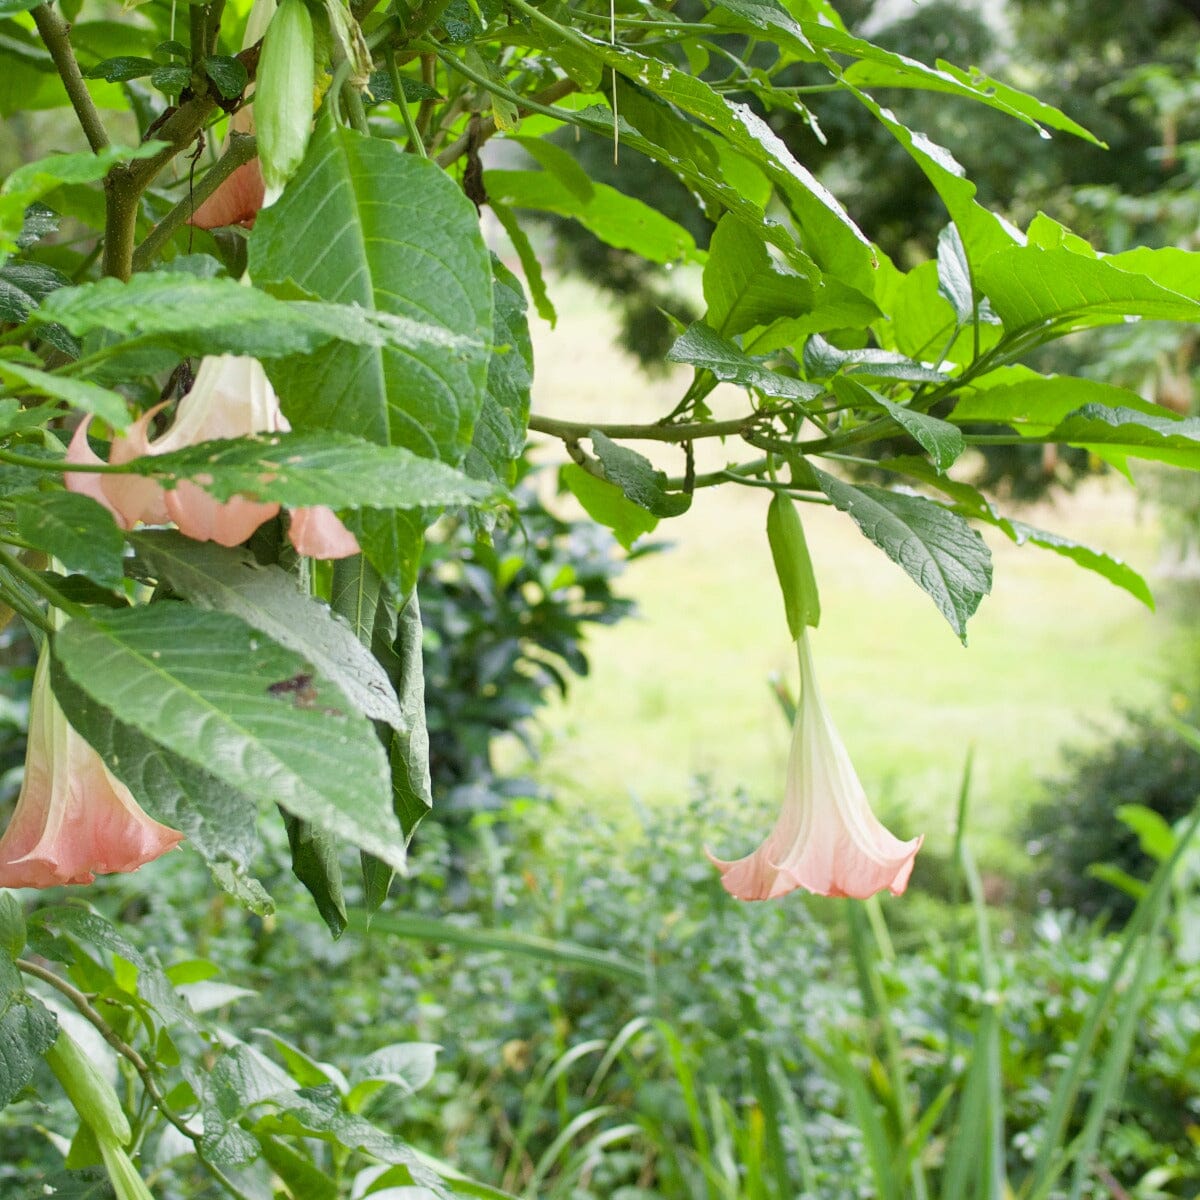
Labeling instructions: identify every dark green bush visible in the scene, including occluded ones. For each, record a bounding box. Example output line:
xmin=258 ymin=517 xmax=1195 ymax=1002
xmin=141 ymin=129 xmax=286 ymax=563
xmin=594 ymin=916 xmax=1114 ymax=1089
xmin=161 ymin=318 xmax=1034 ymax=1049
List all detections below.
xmin=1023 ymin=702 xmax=1200 ymax=921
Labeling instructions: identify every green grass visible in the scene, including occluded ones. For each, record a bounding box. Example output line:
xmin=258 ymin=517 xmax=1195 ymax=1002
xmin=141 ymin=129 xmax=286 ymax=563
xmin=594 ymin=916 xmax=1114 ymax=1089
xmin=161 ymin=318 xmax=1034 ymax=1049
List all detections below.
xmin=515 ymin=279 xmax=1188 ymax=857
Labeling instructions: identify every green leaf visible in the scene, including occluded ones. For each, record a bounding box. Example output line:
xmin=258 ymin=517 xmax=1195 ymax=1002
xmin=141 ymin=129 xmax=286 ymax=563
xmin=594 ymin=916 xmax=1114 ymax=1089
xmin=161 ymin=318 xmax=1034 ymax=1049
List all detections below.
xmin=590 ymin=430 xmax=690 ymax=518
xmin=1046 ymin=404 xmax=1200 ymax=470
xmin=464 ymin=259 xmax=532 ymax=487
xmin=489 ymin=201 xmax=556 ymax=326
xmin=10 ymin=491 xmax=124 ymax=589
xmin=1005 ymin=521 xmax=1153 ymax=611
xmin=811 ymin=468 xmax=991 ymax=641
xmin=1114 ymin=804 xmax=1176 ymax=862
xmin=976 ymin=247 xmax=1200 ymax=331
xmin=53 ymin=605 xmax=406 ymax=870
xmin=34 ymin=274 xmax=339 ymax=360
xmin=249 ymin=117 xmax=493 ymax=461
xmin=150 ymin=64 xmax=192 ymax=93
xmin=0 ymin=956 xmax=56 ymax=1109
xmin=0 ymin=259 xmax=70 ymax=323
xmin=508 ymin=135 xmax=594 ymax=201
xmin=936 ymin=224 xmax=973 ymax=324
xmin=834 ymin=378 xmax=964 ymax=472
xmin=0 ymin=893 xmax=25 ymax=960
xmin=0 ymin=0 xmax=41 ymax=15
xmin=561 ymin=463 xmax=657 ymax=551
xmin=485 ymin=169 xmax=697 ymax=265
xmin=382 ymin=592 xmax=433 ymax=838
xmin=118 ymin=431 xmax=494 ymax=511
xmin=203 ymin=55 xmax=247 ymax=99
xmin=283 ymin=815 xmax=347 ymax=938
xmin=952 ymin=372 xmax=1164 ymax=435
xmin=667 ymin=322 xmax=821 ymax=402
xmin=0 ymin=359 xmax=128 ymax=427
xmin=49 ymin=662 xmax=270 ymax=912
xmin=767 ymin=493 xmax=819 ymax=636
xmin=129 ymin=531 xmax=406 ymax=730
xmin=83 ymin=56 xmax=158 ymax=82
xmin=804 ymin=334 xmax=948 ymax=383
xmin=702 ymin=213 xmax=815 ymax=337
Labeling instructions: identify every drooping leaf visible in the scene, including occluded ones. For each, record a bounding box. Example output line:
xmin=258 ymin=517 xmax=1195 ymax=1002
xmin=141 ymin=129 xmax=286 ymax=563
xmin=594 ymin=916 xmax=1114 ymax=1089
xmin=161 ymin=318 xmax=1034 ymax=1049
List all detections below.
xmin=283 ymin=814 xmax=347 ymax=938
xmin=10 ymin=491 xmax=125 ymax=589
xmin=465 ymin=259 xmax=532 ymax=487
xmin=385 ymin=592 xmax=433 ymax=837
xmin=485 ymin=169 xmax=697 ymax=264
xmin=0 ymin=956 xmax=56 ymax=1109
xmin=489 ymin=201 xmax=556 ymax=325
xmin=833 ymin=378 xmax=964 ymax=472
xmin=249 ymin=116 xmax=493 ymax=461
xmin=49 ymin=661 xmax=270 ymax=912
xmin=812 ymin=467 xmax=991 ymax=641
xmin=804 ymin=334 xmax=948 ymax=383
xmin=561 ymin=463 xmax=657 ymax=551
xmin=936 ymin=224 xmax=974 ymax=324
xmin=53 ymin=605 xmax=406 ymax=870
xmin=590 ymin=431 xmax=690 ymax=518
xmin=1005 ymin=521 xmax=1153 ymax=610
xmin=129 ymin=531 xmax=406 ymax=730
xmin=117 ymin=431 xmax=494 ymax=511
xmin=668 ymin=322 xmax=821 ymax=403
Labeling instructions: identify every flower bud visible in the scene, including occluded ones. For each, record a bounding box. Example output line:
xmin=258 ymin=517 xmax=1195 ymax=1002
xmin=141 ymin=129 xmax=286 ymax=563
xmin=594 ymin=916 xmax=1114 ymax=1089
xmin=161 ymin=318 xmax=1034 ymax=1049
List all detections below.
xmin=44 ymin=1028 xmax=132 ymax=1149
xmin=256 ymin=0 xmax=316 ymax=205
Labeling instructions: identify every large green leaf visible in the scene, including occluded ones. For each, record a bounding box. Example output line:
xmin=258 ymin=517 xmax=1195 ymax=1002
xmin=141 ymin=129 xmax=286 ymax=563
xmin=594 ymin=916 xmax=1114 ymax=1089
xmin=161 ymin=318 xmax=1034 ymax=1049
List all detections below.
xmin=561 ymin=463 xmax=657 ymax=551
xmin=53 ymin=605 xmax=406 ymax=870
xmin=667 ymin=322 xmax=822 ymax=402
xmin=702 ymin=214 xmax=814 ymax=336
xmin=812 ymin=467 xmax=991 ymax=640
xmin=590 ymin=431 xmax=690 ymax=518
xmin=49 ymin=661 xmax=269 ymax=912
xmin=976 ymin=247 xmax=1200 ymax=331
xmin=129 ymin=532 xmax=406 ymax=731
xmin=118 ymin=431 xmax=493 ymax=510
xmin=0 ymin=956 xmax=56 ymax=1109
xmin=485 ymin=169 xmax=697 ymax=264
xmin=249 ymin=117 xmax=493 ymax=461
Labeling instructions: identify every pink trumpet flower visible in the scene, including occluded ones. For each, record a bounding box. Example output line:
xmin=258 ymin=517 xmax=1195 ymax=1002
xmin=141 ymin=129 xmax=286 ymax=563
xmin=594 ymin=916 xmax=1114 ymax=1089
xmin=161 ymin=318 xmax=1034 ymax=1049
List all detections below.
xmin=65 ymin=355 xmax=359 ymax=558
xmin=0 ymin=648 xmax=183 ymax=888
xmin=708 ymin=633 xmax=922 ymax=901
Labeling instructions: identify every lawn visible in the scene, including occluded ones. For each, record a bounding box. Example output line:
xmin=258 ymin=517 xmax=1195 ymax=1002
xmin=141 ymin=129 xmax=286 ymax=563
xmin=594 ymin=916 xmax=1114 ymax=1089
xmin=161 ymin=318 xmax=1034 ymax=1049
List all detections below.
xmin=516 ymin=280 xmax=1187 ymax=858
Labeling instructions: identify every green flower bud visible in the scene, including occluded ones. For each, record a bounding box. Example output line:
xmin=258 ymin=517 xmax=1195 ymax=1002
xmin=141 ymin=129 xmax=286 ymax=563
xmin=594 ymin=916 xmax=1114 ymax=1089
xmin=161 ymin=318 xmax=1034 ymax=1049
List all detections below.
xmin=256 ymin=0 xmax=316 ymax=205
xmin=44 ymin=1027 xmax=132 ymax=1149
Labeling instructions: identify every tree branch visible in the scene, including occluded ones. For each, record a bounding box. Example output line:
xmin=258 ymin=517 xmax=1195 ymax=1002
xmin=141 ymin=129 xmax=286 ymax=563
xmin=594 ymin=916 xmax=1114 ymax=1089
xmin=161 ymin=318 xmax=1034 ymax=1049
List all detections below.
xmin=436 ymin=78 xmax=579 ymax=167
xmin=131 ymin=131 xmax=257 ymax=272
xmin=31 ymin=3 xmax=110 ymax=154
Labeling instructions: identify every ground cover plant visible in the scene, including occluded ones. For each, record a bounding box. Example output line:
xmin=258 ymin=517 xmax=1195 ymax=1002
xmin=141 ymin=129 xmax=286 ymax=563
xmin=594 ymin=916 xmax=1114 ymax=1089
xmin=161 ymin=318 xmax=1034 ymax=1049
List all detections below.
xmin=1 ymin=0 xmax=1200 ymax=1194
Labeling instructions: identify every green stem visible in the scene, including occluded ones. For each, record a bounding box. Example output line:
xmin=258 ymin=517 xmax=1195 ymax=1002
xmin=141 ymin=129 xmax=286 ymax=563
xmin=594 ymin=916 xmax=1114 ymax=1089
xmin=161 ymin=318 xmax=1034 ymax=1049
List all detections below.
xmin=17 ymin=959 xmax=257 ymax=1200
xmin=0 ymin=546 xmax=85 ymax=620
xmin=30 ymin=4 xmax=111 ymax=154
xmin=0 ymin=579 xmax=53 ymax=634
xmin=131 ymin=132 xmax=257 ymax=272
xmin=528 ymin=412 xmax=759 ymax=443
xmin=389 ymin=51 xmax=427 ymax=156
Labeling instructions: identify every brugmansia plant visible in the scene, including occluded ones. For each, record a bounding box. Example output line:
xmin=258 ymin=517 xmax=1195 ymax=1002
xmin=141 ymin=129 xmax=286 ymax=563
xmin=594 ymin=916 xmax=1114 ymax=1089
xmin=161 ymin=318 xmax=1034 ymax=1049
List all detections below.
xmin=1 ymin=0 xmax=1200 ymax=1190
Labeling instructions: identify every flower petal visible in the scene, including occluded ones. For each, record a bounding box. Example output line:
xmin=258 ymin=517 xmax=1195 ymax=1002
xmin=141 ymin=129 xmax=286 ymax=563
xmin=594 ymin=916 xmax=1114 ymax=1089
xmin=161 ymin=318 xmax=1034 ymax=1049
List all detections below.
xmin=164 ymin=481 xmax=280 ymax=547
xmin=0 ymin=651 xmax=183 ymax=888
xmin=64 ymin=418 xmax=130 ymax=527
xmin=187 ymin=158 xmax=265 ymax=230
xmin=104 ymin=403 xmax=171 ymax=526
xmin=287 ymin=507 xmax=360 ymax=559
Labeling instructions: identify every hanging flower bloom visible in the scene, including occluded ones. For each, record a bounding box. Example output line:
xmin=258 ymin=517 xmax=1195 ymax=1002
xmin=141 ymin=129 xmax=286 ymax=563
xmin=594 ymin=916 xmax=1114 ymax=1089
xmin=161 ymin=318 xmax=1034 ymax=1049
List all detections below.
xmin=65 ymin=355 xmax=359 ymax=558
xmin=0 ymin=648 xmax=183 ymax=888
xmin=708 ymin=633 xmax=922 ymax=901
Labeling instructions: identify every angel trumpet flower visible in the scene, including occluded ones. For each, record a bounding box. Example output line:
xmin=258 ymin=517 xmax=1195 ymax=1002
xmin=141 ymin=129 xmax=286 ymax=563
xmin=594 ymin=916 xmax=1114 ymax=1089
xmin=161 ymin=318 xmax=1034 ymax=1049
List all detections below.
xmin=66 ymin=354 xmax=358 ymax=558
xmin=0 ymin=648 xmax=182 ymax=888
xmin=708 ymin=633 xmax=922 ymax=900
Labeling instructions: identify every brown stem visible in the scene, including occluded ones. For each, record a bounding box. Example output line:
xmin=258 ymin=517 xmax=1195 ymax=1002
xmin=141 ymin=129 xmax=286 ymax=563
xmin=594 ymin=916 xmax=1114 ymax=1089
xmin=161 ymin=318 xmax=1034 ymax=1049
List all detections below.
xmin=436 ymin=78 xmax=578 ymax=168
xmin=30 ymin=3 xmax=110 ymax=153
